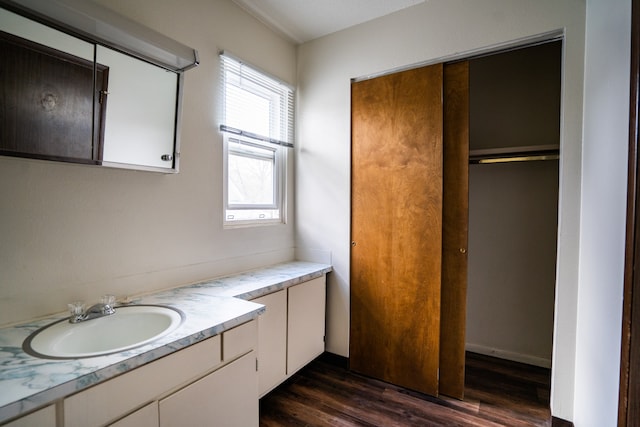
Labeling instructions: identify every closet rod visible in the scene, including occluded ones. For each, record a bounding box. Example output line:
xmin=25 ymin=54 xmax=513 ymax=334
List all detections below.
xmin=469 ymin=144 xmax=559 ymax=164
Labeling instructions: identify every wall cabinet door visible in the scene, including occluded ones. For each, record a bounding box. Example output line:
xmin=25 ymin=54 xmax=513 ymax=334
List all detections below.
xmin=158 ymin=351 xmax=258 ymax=427
xmin=253 ymin=290 xmax=287 ymax=397
xmin=287 ymin=277 xmax=326 ymax=375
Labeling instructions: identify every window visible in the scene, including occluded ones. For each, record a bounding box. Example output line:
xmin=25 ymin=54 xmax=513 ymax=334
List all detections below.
xmin=220 ymin=52 xmax=294 ymax=225
xmin=225 ymin=136 xmax=282 ymax=221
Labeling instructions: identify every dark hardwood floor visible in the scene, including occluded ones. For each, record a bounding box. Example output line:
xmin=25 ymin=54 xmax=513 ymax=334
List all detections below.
xmin=260 ymin=352 xmax=551 ymax=427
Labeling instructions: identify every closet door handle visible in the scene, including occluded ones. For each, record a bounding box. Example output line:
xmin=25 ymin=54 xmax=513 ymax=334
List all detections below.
xmin=459 ymin=248 xmax=466 ymax=254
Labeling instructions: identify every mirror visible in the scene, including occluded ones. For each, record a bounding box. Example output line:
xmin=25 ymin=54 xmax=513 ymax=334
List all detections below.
xmin=0 ymin=7 xmax=184 ymax=172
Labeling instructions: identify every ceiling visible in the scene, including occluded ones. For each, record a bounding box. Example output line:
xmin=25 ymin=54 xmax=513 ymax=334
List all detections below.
xmin=231 ymin=0 xmax=425 ymax=44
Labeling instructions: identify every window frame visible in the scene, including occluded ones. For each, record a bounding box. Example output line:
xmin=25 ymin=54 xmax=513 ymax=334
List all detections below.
xmin=222 ymin=133 xmax=286 ymax=227
xmin=220 ymin=52 xmax=293 ymax=227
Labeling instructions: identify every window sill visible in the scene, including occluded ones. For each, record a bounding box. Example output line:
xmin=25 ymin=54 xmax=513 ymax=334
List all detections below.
xmin=223 ymin=219 xmax=285 ymax=229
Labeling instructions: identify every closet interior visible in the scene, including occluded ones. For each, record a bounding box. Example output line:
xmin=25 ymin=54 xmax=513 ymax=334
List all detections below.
xmin=466 ymin=40 xmax=562 ymax=369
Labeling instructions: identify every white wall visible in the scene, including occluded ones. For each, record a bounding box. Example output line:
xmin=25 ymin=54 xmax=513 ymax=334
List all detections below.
xmin=573 ymin=0 xmax=630 ymax=425
xmin=296 ymin=0 xmax=586 ymax=422
xmin=0 ymin=0 xmax=297 ymax=326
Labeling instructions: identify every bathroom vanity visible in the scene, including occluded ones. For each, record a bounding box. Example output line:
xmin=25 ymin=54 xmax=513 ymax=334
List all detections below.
xmin=65 ymin=320 xmax=257 ymax=427
xmin=0 ymin=261 xmax=331 ymax=426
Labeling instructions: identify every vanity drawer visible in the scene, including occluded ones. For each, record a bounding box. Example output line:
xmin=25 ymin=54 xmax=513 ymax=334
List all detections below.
xmin=223 ymin=320 xmax=258 ymax=362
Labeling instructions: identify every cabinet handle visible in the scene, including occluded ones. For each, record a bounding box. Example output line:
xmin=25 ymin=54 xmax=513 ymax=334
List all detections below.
xmin=351 ymin=241 xmax=356 ymax=247
xmin=459 ymin=248 xmax=466 ymax=254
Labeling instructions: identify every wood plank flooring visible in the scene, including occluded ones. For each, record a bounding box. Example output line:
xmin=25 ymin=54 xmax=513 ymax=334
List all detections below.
xmin=260 ymin=352 xmax=551 ymax=427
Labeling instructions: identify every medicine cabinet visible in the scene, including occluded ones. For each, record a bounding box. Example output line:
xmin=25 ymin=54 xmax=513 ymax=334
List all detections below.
xmin=0 ymin=0 xmax=198 ymax=172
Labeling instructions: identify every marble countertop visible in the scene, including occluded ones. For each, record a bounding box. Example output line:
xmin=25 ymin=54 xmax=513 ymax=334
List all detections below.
xmin=0 ymin=261 xmax=332 ymax=423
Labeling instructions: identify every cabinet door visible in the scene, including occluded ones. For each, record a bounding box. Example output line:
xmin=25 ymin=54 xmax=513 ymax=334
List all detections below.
xmin=3 ymin=405 xmax=55 ymax=427
xmin=109 ymin=402 xmax=158 ymax=427
xmin=159 ymin=351 xmax=258 ymax=427
xmin=252 ymin=290 xmax=287 ymax=397
xmin=287 ymin=277 xmax=326 ymax=375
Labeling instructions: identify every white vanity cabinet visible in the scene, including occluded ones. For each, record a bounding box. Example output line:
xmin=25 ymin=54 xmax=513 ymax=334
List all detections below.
xmin=252 ymin=275 xmax=326 ymax=397
xmin=63 ymin=320 xmax=258 ymax=427
xmin=252 ymin=290 xmax=287 ymax=396
xmin=159 ymin=351 xmax=257 ymax=426
xmin=0 ymin=263 xmax=332 ymax=427
xmin=2 ymin=405 xmax=55 ymax=427
xmin=286 ymin=276 xmax=326 ymax=375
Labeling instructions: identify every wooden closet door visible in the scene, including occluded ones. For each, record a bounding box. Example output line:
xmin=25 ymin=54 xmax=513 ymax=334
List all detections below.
xmin=350 ymin=64 xmax=444 ymax=396
xmin=440 ymin=61 xmax=469 ymax=399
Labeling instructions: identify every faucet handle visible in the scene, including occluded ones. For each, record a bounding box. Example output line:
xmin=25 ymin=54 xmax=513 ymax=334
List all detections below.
xmin=68 ymin=301 xmax=85 ymax=316
xmin=68 ymin=301 xmax=85 ymax=323
xmin=100 ymin=294 xmax=116 ymax=306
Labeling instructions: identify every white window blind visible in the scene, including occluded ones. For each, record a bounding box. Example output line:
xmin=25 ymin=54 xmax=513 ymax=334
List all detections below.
xmin=219 ymin=52 xmax=294 ymax=148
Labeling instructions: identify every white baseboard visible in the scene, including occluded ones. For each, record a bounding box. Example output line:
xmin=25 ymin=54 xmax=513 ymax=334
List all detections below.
xmin=465 ymin=343 xmax=552 ymax=368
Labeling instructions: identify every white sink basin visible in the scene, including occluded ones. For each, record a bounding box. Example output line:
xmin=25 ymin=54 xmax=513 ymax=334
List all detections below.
xmin=24 ymin=305 xmax=184 ymax=359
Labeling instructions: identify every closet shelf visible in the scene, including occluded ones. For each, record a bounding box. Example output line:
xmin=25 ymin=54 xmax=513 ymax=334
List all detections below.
xmin=469 ymin=144 xmax=559 ymax=164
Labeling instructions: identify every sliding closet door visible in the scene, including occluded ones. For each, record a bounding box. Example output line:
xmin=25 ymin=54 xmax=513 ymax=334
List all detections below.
xmin=440 ymin=61 xmax=469 ymax=399
xmin=350 ymin=64 xmax=444 ymax=396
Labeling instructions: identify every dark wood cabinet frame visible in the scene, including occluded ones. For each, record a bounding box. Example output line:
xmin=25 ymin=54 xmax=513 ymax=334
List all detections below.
xmin=0 ymin=29 xmax=109 ymax=165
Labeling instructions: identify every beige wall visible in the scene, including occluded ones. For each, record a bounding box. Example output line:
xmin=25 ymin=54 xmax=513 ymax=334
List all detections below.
xmin=467 ymin=161 xmax=558 ymax=367
xmin=0 ymin=0 xmax=297 ymax=326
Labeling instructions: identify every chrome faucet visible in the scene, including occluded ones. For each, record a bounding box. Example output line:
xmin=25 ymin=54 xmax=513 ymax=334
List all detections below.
xmin=68 ymin=295 xmax=116 ymax=323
